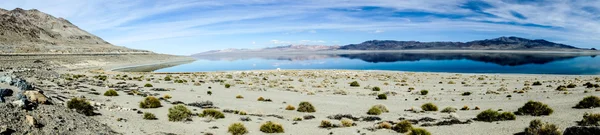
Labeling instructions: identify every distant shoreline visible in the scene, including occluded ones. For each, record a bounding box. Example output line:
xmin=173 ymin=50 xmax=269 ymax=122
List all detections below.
xmin=194 ymin=49 xmax=600 ymax=56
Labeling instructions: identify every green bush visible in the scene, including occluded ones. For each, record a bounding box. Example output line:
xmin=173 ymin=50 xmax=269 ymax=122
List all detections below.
xmin=441 ymin=107 xmax=457 ymax=113
xmin=144 ymin=83 xmax=153 ymax=87
xmin=516 ymin=101 xmax=553 ymax=116
xmin=207 ymin=91 xmax=212 ymax=95
xmin=461 ymin=92 xmax=471 ymax=96
xmin=67 ymin=98 xmax=95 ymax=116
xmin=199 ymin=109 xmax=225 ymax=119
xmin=556 ymin=85 xmax=567 ymax=91
xmin=421 ymin=103 xmax=438 ymax=111
xmin=476 ymin=109 xmax=516 ymax=122
xmin=103 ymin=89 xmax=119 ymax=96
xmin=393 ymin=120 xmax=412 ymax=133
xmin=420 ymin=90 xmax=428 ymax=95
xmin=320 ymin=120 xmax=334 ymax=128
xmin=257 ymin=97 xmax=265 ymax=101
xmin=260 ymin=121 xmax=284 ymax=133
xmin=532 ymin=81 xmax=542 ymax=86
xmin=297 ymin=102 xmax=316 ymax=113
xmin=341 ymin=118 xmax=354 ymax=127
xmin=367 ymin=106 xmax=382 ymax=115
xmin=143 ymin=112 xmax=157 ymax=120
xmin=228 ymin=123 xmax=248 ymax=135
xmin=350 ymin=81 xmax=360 ymax=87
xmin=409 ymin=128 xmax=431 ymax=135
xmin=225 ymin=83 xmax=231 ymax=88
xmin=168 ymin=105 xmax=192 ymax=121
xmin=164 ymin=76 xmax=172 ymax=81
xmin=578 ymin=113 xmax=600 ymax=126
xmin=372 ymin=104 xmax=389 ymax=113
xmin=574 ymin=96 xmax=600 ymax=108
xmin=567 ymin=83 xmax=577 ymax=88
xmin=372 ymin=86 xmax=381 ymax=91
xmin=139 ymin=96 xmax=162 ymax=108
xmin=524 ymin=119 xmax=561 ymax=135
xmin=377 ymin=94 xmax=387 ymax=100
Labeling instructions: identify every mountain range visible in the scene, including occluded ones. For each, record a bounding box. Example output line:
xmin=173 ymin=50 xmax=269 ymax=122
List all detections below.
xmin=0 ymin=8 xmax=145 ymax=53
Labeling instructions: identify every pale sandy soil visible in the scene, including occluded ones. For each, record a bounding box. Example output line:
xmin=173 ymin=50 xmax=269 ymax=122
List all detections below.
xmin=53 ymin=69 xmax=600 ymax=135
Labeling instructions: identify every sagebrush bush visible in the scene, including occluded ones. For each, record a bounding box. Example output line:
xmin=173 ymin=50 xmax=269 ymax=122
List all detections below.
xmin=199 ymin=109 xmax=225 ymax=119
xmin=144 ymin=83 xmax=153 ymax=87
xmin=257 ymin=97 xmax=265 ymax=101
xmin=421 ymin=103 xmax=438 ymax=111
xmin=372 ymin=86 xmax=381 ymax=91
xmin=228 ymin=123 xmax=248 ymax=135
xmin=67 ymin=98 xmax=95 ymax=116
xmin=293 ymin=117 xmax=302 ymax=121
xmin=163 ymin=94 xmax=172 ymax=99
xmin=499 ymin=112 xmax=516 ymax=120
xmin=532 ymin=81 xmax=542 ymax=86
xmin=393 ymin=120 xmax=412 ymax=133
xmin=225 ymin=84 xmax=231 ymax=88
xmin=285 ymin=105 xmax=295 ymax=110
xmin=320 ymin=120 xmax=334 ymax=128
xmin=441 ymin=107 xmax=457 ymax=113
xmin=524 ymin=119 xmax=561 ymax=135
xmin=350 ymin=81 xmax=360 ymax=87
xmin=476 ymin=109 xmax=516 ymax=122
xmin=574 ymin=96 xmax=600 ymax=108
xmin=377 ymin=94 xmax=387 ymax=100
xmin=143 ymin=112 xmax=157 ymax=120
xmin=409 ymin=128 xmax=431 ymax=135
xmin=168 ymin=105 xmax=192 ymax=121
xmin=367 ymin=106 xmax=382 ymax=115
xmin=236 ymin=95 xmax=244 ymax=99
xmin=341 ymin=118 xmax=354 ymax=127
xmin=556 ymin=85 xmax=567 ymax=91
xmin=420 ymin=90 xmax=428 ymax=95
xmin=378 ymin=122 xmax=392 ymax=129
xmin=461 ymin=92 xmax=471 ymax=96
xmin=139 ymin=96 xmax=162 ymax=108
xmin=460 ymin=106 xmax=470 ymax=110
xmin=578 ymin=113 xmax=600 ymax=126
xmin=103 ymin=89 xmax=119 ymax=96
xmin=567 ymin=83 xmax=577 ymax=88
xmin=372 ymin=104 xmax=389 ymax=113
xmin=516 ymin=101 xmax=553 ymax=116
xmin=297 ymin=102 xmax=316 ymax=113
xmin=260 ymin=121 xmax=284 ymax=133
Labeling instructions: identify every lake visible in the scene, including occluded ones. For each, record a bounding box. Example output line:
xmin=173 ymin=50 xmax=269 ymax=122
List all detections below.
xmin=148 ymin=52 xmax=600 ymax=75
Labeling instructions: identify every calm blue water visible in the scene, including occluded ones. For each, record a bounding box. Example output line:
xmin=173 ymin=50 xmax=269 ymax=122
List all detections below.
xmin=154 ymin=53 xmax=600 ymax=75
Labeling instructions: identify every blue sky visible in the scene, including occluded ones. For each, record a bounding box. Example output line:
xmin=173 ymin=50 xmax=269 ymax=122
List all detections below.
xmin=2 ymin=0 xmax=599 ymax=55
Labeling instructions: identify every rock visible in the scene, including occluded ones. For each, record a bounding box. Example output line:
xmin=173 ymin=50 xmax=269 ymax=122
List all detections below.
xmin=11 ymin=100 xmax=24 ymax=108
xmin=23 ymin=90 xmax=48 ymax=104
xmin=25 ymin=115 xmax=36 ymax=127
xmin=240 ymin=117 xmax=251 ymax=121
xmin=361 ymin=116 xmax=381 ymax=122
xmin=327 ymin=114 xmax=360 ymax=121
xmin=564 ymin=126 xmax=600 ymax=135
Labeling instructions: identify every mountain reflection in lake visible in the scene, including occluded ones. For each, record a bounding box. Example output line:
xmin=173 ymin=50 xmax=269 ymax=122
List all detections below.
xmin=153 ymin=52 xmax=600 ymax=74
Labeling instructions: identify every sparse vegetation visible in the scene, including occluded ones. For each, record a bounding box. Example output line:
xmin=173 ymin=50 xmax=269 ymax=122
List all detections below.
xmin=567 ymin=83 xmax=577 ymax=88
xmin=257 ymin=97 xmax=265 ymax=101
xmin=461 ymin=92 xmax=471 ymax=96
xmin=260 ymin=121 xmax=284 ymax=133
xmin=168 ymin=105 xmax=192 ymax=121
xmin=228 ymin=123 xmax=248 ymax=135
xmin=67 ymin=98 xmax=95 ymax=116
xmin=372 ymin=86 xmax=381 ymax=91
xmin=297 ymin=102 xmax=316 ymax=113
xmin=421 ymin=103 xmax=438 ymax=111
xmin=578 ymin=113 xmax=600 ymax=126
xmin=460 ymin=106 xmax=470 ymax=110
xmin=420 ymin=90 xmax=428 ymax=95
xmin=378 ymin=122 xmax=392 ymax=129
xmin=225 ymin=83 xmax=231 ymax=88
xmin=393 ymin=120 xmax=412 ymax=133
xmin=372 ymin=104 xmax=389 ymax=113
xmin=103 ymin=89 xmax=119 ymax=96
xmin=144 ymin=83 xmax=153 ymax=87
xmin=143 ymin=112 xmax=157 ymax=120
xmin=476 ymin=109 xmax=516 ymax=122
xmin=320 ymin=120 xmax=335 ymax=128
xmin=285 ymin=105 xmax=296 ymax=110
xmin=408 ymin=128 xmax=431 ymax=135
xmin=340 ymin=118 xmax=354 ymax=127
xmin=441 ymin=107 xmax=457 ymax=113
xmin=163 ymin=94 xmax=172 ymax=99
xmin=574 ymin=96 xmax=600 ymax=108
xmin=516 ymin=101 xmax=553 ymax=116
xmin=367 ymin=106 xmax=382 ymax=115
xmin=556 ymin=85 xmax=567 ymax=91
xmin=524 ymin=119 xmax=561 ymax=135
xmin=350 ymin=81 xmax=360 ymax=87
xmin=207 ymin=91 xmax=213 ymax=95
xmin=139 ymin=96 xmax=162 ymax=108
xmin=199 ymin=109 xmax=225 ymax=119
xmin=377 ymin=94 xmax=387 ymax=100
xmin=532 ymin=81 xmax=542 ymax=86
xmin=236 ymin=95 xmax=244 ymax=99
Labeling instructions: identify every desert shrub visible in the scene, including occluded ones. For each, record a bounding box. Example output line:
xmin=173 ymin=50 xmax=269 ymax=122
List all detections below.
xmin=66 ymin=98 xmax=95 ymax=116
xmin=236 ymin=95 xmax=244 ymax=99
xmin=285 ymin=105 xmax=295 ymax=110
xmin=556 ymin=85 xmax=567 ymax=91
xmin=393 ymin=120 xmax=412 ymax=133
xmin=476 ymin=109 xmax=516 ymax=122
xmin=377 ymin=94 xmax=387 ymax=100
xmin=139 ymin=96 xmax=162 ymax=108
xmin=257 ymin=97 xmax=265 ymax=101
xmin=143 ymin=112 xmax=157 ymax=120
xmin=461 ymin=92 xmax=472 ymax=96
xmin=372 ymin=104 xmax=389 ymax=113
xmin=524 ymin=119 xmax=561 ymax=135
xmin=320 ymin=120 xmax=334 ymax=128
xmin=378 ymin=122 xmax=392 ymax=129
xmin=350 ymin=81 xmax=360 ymax=87
xmin=341 ymin=118 xmax=354 ymax=127
xmin=441 ymin=107 xmax=457 ymax=113
xmin=460 ymin=106 xmax=470 ymax=110
xmin=567 ymin=83 xmax=577 ymax=88
xmin=163 ymin=94 xmax=172 ymax=99
xmin=225 ymin=84 xmax=231 ymax=88
xmin=293 ymin=117 xmax=302 ymax=121
xmin=199 ymin=109 xmax=225 ymax=119
xmin=260 ymin=121 xmax=284 ymax=133
xmin=574 ymin=96 xmax=600 ymax=108
xmin=421 ymin=103 xmax=438 ymax=111
xmin=516 ymin=101 xmax=553 ymax=116
xmin=228 ymin=123 xmax=248 ymax=135
xmin=372 ymin=86 xmax=381 ymax=91
xmin=367 ymin=106 xmax=382 ymax=115
xmin=164 ymin=76 xmax=172 ymax=81
xmin=239 ymin=111 xmax=247 ymax=115
xmin=207 ymin=91 xmax=212 ymax=95
xmin=420 ymin=90 xmax=428 ymax=95
xmin=103 ymin=89 xmax=119 ymax=96
xmin=578 ymin=113 xmax=600 ymax=126
xmin=297 ymin=102 xmax=316 ymax=113
xmin=144 ymin=83 xmax=153 ymax=87
xmin=168 ymin=105 xmax=192 ymax=121
xmin=409 ymin=128 xmax=431 ymax=135
xmin=532 ymin=81 xmax=542 ymax=86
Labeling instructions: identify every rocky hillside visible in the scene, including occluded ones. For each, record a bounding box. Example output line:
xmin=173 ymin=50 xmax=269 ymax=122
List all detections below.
xmin=339 ymin=36 xmax=581 ymax=50
xmin=0 ymin=8 xmax=146 ymax=53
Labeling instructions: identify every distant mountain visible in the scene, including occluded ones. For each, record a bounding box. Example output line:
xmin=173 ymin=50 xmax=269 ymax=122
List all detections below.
xmin=0 ymin=8 xmax=146 ymax=53
xmin=193 ymin=45 xmax=339 ymax=56
xmin=339 ymin=36 xmax=580 ymax=50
